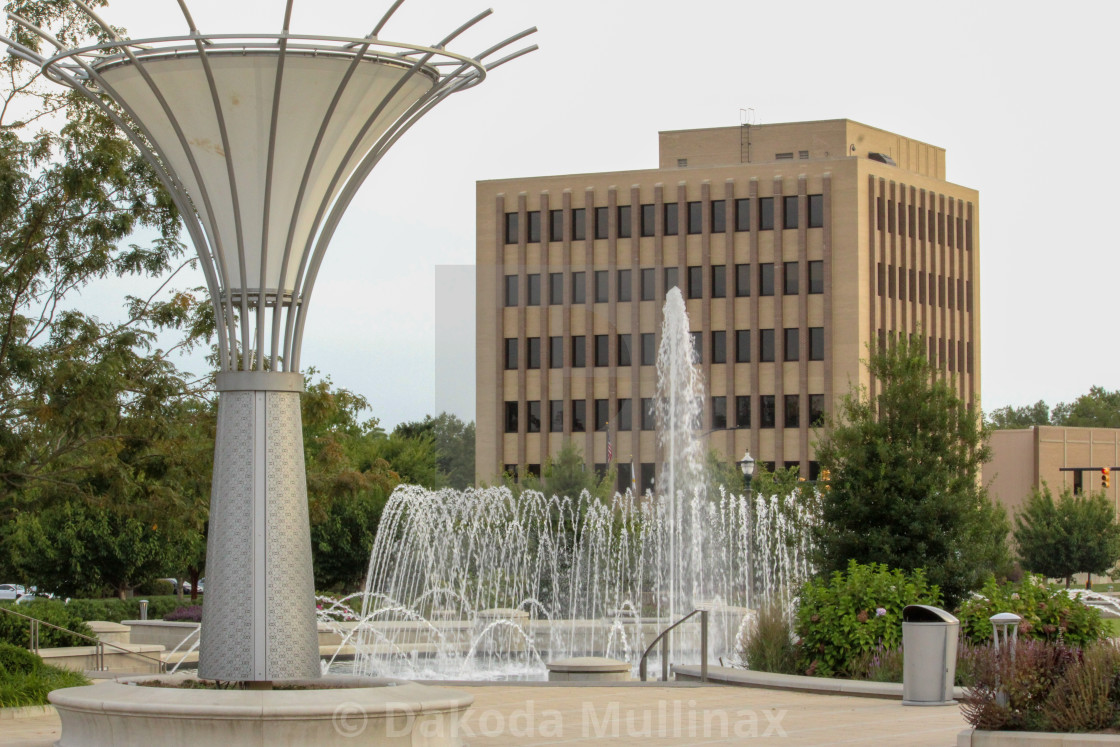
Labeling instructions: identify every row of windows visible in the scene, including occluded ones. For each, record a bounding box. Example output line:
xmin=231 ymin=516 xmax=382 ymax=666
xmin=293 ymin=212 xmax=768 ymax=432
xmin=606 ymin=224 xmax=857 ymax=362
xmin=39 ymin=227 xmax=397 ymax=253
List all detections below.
xmin=504 ymin=393 xmax=826 ymax=434
xmin=505 ymin=195 xmax=824 ymax=244
xmin=503 ymin=261 xmax=824 ymax=307
xmin=877 ymin=264 xmax=972 ymax=312
xmin=875 ymin=195 xmax=972 ymax=251
xmin=503 ymin=460 xmax=822 ymax=493
xmin=504 ymin=327 xmax=825 ymax=370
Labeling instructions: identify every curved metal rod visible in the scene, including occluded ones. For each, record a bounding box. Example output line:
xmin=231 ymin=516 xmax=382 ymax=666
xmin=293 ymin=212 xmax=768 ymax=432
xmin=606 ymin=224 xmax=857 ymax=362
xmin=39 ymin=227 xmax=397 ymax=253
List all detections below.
xmin=289 ymin=70 xmax=475 ymax=368
xmin=369 ymin=0 xmax=406 ymax=40
xmin=27 ymin=6 xmax=241 ymax=368
xmin=638 ymin=609 xmax=703 ymax=682
xmin=433 ymin=8 xmax=492 ymax=50
xmin=3 ymin=18 xmax=237 ymax=369
xmin=183 ymin=27 xmax=252 ymax=369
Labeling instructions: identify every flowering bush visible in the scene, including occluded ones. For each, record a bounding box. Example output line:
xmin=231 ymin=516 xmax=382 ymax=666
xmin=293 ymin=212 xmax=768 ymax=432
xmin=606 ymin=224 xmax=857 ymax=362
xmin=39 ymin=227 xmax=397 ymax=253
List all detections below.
xmin=957 ymin=576 xmax=1105 ymax=648
xmin=162 ymin=606 xmax=202 ymax=623
xmin=795 ymin=560 xmax=941 ymax=678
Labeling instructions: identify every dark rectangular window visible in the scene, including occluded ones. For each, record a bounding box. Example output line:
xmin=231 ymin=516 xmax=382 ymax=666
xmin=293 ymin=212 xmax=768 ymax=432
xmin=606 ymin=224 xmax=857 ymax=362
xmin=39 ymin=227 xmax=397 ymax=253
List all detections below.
xmin=527 ymin=400 xmax=541 ymax=433
xmin=808 ymin=194 xmax=823 ymax=228
xmin=735 ymin=198 xmax=751 ymax=231
xmin=784 ymin=328 xmax=799 ymax=361
xmin=527 ymin=464 xmax=541 ymax=478
xmin=572 ymin=336 xmax=586 ymax=367
xmin=690 ymin=331 xmax=702 ymax=362
xmin=687 ymin=265 xmax=702 ymax=299
xmin=550 ymin=336 xmax=563 ymax=368
xmin=595 ymin=206 xmax=609 ymax=240
xmin=618 ymin=269 xmax=631 ymax=302
xmin=594 ymin=399 xmax=609 ymax=430
xmin=809 ymin=327 xmax=824 ymax=361
xmin=712 ymin=265 xmax=726 ymax=298
xmin=618 ymin=334 xmax=632 ymax=366
xmin=505 ymin=401 xmax=518 ymax=433
xmin=808 ymin=461 xmax=820 ymax=481
xmin=736 ymin=395 xmax=751 ymax=428
xmin=711 ymin=200 xmax=726 ymax=233
xmin=641 ymin=398 xmax=654 ymax=430
xmin=760 ymin=329 xmax=775 ymax=362
xmin=504 ymin=212 xmax=518 ymax=244
xmin=504 ymin=338 xmax=518 ymax=369
xmin=617 ymin=399 xmax=632 ymax=431
xmin=594 ymin=334 xmax=608 ymax=367
xmin=736 ymin=330 xmax=750 ymax=363
xmin=641 ymin=333 xmax=655 ymax=366
xmin=504 ymin=274 xmax=518 ymax=306
xmin=783 ymin=261 xmax=798 ymax=295
xmin=527 ymin=337 xmax=540 ymax=369
xmin=595 ymin=463 xmax=607 ymax=479
xmin=572 ymin=208 xmax=586 ymax=241
xmin=783 ymin=195 xmax=799 ymax=229
xmin=549 ymin=272 xmax=564 ymax=304
xmin=640 ymin=268 xmax=655 ymax=301
xmin=687 ymin=201 xmax=702 ymax=234
xmin=617 ymin=462 xmax=632 ymax=494
xmin=594 ymin=270 xmax=608 ymax=303
xmin=759 ymin=263 xmax=774 ymax=296
xmin=617 ymin=205 xmax=632 ymax=238
xmin=759 ymin=197 xmax=774 ymax=230
xmin=640 ymin=463 xmax=655 ymax=493
xmin=527 ymin=211 xmax=541 ymax=242
xmin=711 ymin=330 xmax=726 ymax=363
xmin=808 ymin=261 xmax=823 ymax=294
xmin=527 ymin=273 xmax=541 ymax=305
xmin=504 ymin=464 xmax=517 ymax=479
xmin=735 ymin=263 xmax=750 ymax=297
xmin=550 ymin=400 xmax=563 ymax=432
xmin=712 ymin=396 xmax=727 ymax=430
xmin=888 ymin=200 xmax=895 ymax=234
xmin=665 ymin=267 xmax=679 ymax=291
xmin=572 ymin=271 xmax=585 ymax=304
xmin=784 ymin=394 xmax=799 ymax=428
xmin=664 ymin=203 xmax=679 ymax=236
xmin=760 ymin=395 xmax=775 ymax=428
xmin=549 ymin=209 xmax=563 ymax=242
xmin=640 ymin=204 xmax=655 ymax=237
xmin=572 ymin=400 xmax=586 ymax=432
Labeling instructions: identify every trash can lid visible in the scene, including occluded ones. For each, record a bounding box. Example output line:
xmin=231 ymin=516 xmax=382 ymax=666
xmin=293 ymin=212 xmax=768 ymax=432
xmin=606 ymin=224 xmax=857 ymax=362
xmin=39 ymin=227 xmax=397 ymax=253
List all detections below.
xmin=902 ymin=604 xmax=959 ymax=623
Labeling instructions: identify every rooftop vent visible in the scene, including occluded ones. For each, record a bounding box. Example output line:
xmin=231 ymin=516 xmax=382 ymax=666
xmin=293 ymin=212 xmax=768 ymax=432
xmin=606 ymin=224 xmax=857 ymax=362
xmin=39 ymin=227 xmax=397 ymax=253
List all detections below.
xmin=868 ymin=152 xmax=897 ymax=166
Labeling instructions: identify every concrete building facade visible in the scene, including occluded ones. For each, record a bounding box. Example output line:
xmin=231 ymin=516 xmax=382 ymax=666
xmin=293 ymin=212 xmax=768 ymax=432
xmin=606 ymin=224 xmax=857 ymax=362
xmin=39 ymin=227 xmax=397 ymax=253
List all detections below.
xmin=986 ymin=426 xmax=1120 ymax=519
xmin=476 ymin=119 xmax=980 ymax=488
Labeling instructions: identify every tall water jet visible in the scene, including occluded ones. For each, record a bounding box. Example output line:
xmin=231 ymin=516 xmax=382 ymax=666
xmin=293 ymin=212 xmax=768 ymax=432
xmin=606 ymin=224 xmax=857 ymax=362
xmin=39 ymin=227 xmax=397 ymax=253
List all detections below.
xmin=654 ymin=286 xmax=708 ymax=625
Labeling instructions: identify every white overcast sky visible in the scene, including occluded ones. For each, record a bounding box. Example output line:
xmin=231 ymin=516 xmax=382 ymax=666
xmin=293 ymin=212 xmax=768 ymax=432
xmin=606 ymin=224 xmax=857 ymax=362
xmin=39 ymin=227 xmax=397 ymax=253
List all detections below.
xmin=69 ymin=0 xmax=1119 ymax=428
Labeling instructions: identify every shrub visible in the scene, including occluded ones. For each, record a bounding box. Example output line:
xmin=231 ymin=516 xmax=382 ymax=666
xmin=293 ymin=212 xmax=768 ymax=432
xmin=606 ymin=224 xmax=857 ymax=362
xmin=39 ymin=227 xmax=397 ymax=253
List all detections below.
xmin=134 ymin=578 xmax=177 ymax=596
xmin=61 ymin=596 xmax=187 ymax=624
xmin=957 ymin=576 xmax=1105 ymax=648
xmin=743 ymin=601 xmax=799 ymax=675
xmin=960 ymin=639 xmax=1120 ymax=733
xmin=795 ymin=560 xmax=940 ymax=678
xmin=0 ymin=644 xmax=91 ymax=708
xmin=163 ymin=606 xmax=202 ymax=623
xmin=848 ymin=643 xmax=904 ymax=682
xmin=0 ymin=602 xmax=93 ymax=648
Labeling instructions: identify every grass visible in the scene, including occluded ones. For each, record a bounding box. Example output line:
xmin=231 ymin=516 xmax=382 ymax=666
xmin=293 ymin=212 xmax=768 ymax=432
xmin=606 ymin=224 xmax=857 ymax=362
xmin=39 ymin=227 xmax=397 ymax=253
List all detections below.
xmin=0 ymin=642 xmax=90 ymax=708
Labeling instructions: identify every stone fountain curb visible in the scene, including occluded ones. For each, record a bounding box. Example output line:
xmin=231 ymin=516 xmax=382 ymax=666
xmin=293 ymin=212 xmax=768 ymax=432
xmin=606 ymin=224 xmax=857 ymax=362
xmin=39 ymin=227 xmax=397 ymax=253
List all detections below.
xmin=673 ymin=663 xmax=967 ymax=700
xmin=958 ymin=729 xmax=1120 ymax=745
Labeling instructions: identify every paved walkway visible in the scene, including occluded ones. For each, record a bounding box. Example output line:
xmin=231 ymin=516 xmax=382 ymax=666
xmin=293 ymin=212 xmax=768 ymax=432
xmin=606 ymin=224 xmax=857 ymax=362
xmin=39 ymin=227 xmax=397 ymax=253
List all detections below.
xmin=1 ymin=684 xmax=968 ymax=746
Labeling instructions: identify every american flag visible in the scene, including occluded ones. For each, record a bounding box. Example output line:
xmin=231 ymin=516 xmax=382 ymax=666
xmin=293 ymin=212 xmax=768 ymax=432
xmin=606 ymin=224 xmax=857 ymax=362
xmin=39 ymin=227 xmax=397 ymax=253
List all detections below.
xmin=606 ymin=426 xmax=613 ymax=464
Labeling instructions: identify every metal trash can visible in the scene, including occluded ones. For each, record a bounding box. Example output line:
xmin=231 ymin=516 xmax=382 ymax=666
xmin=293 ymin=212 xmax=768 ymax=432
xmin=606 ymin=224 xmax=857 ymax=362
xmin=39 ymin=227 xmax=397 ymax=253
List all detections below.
xmin=901 ymin=604 xmax=958 ymax=706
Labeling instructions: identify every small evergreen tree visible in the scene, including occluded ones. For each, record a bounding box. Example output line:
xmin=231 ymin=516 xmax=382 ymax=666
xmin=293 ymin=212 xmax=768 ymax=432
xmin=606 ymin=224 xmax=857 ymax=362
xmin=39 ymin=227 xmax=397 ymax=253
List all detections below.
xmin=813 ymin=334 xmax=1009 ymax=606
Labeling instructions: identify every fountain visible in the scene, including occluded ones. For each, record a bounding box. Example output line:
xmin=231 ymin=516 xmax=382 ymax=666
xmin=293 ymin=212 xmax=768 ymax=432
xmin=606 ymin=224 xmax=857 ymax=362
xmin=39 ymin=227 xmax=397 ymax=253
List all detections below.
xmin=321 ymin=288 xmax=817 ymax=681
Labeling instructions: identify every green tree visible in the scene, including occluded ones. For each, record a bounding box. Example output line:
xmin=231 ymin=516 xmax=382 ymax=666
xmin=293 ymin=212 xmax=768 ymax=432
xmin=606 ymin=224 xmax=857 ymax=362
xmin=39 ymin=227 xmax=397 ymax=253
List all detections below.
xmin=514 ymin=441 xmax=613 ymax=500
xmin=987 ymin=400 xmax=1051 ymax=429
xmin=813 ymin=334 xmax=1009 ymax=606
xmin=1052 ymin=386 xmax=1120 ymax=428
xmin=1014 ymin=484 xmax=1120 ymax=587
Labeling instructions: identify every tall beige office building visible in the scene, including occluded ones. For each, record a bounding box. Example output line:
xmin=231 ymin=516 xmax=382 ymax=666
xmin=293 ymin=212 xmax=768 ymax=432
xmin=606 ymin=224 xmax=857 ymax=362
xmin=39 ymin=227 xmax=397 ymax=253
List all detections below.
xmin=476 ymin=119 xmax=980 ymax=489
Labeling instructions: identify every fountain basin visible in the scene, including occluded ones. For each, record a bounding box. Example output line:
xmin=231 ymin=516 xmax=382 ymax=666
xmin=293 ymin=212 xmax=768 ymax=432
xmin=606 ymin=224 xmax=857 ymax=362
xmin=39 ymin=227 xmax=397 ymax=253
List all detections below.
xmin=49 ymin=674 xmax=473 ymax=747
xmin=546 ymin=657 xmax=631 ymax=682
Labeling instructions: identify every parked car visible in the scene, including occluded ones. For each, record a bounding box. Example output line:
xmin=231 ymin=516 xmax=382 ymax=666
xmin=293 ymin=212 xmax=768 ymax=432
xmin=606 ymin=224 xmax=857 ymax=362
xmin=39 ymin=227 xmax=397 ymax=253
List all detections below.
xmin=0 ymin=584 xmax=26 ymax=601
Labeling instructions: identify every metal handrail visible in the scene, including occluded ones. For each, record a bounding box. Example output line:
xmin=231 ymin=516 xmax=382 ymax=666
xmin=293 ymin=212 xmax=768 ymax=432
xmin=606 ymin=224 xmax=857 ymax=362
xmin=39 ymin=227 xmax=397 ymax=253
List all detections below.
xmin=639 ymin=608 xmax=709 ymax=683
xmin=0 ymin=604 xmax=166 ymax=672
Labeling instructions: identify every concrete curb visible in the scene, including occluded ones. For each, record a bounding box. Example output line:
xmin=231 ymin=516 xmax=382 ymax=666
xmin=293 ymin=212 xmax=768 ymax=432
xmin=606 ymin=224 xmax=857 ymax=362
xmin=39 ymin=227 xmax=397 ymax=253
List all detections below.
xmin=958 ymin=728 xmax=1120 ymax=745
xmin=673 ymin=664 xmax=967 ymax=700
xmin=0 ymin=704 xmax=56 ymax=720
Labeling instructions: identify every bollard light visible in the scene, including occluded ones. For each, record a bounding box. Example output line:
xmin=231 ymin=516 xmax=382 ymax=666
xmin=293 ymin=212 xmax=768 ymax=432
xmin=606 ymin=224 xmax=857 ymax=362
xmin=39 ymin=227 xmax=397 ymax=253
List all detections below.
xmin=990 ymin=612 xmax=1022 ymax=660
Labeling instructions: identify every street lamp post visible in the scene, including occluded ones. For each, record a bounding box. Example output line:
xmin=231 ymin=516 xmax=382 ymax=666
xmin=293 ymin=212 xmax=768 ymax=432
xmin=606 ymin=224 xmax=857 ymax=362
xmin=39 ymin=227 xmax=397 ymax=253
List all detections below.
xmin=737 ymin=450 xmax=756 ymax=497
xmin=4 ymin=0 xmax=535 ymax=683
